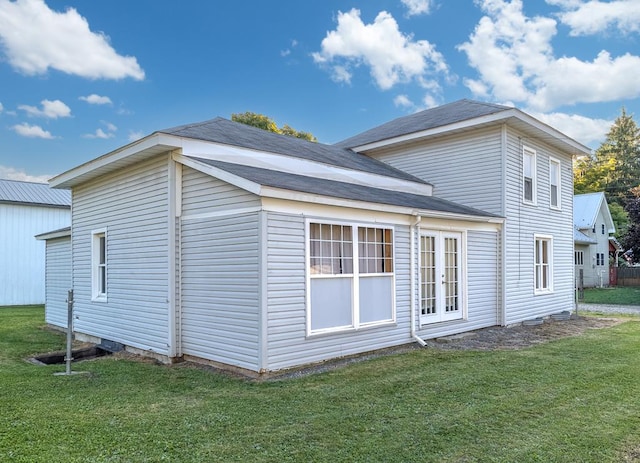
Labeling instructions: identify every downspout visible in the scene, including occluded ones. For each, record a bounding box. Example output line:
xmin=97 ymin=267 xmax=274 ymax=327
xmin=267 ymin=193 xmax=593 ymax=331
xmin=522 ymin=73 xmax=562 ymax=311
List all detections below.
xmin=410 ymin=214 xmax=427 ymax=346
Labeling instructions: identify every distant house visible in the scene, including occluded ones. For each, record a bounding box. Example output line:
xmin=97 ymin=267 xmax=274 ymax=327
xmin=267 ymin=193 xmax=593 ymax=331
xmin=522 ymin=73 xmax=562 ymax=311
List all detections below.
xmin=573 ymin=192 xmax=616 ymax=287
xmin=0 ymin=179 xmax=70 ymax=305
xmin=45 ymin=100 xmax=591 ymax=374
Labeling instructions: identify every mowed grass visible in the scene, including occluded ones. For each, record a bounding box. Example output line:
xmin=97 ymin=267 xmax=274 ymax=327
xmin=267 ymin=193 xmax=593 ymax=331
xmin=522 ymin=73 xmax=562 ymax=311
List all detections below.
xmin=2 ymin=306 xmax=640 ymax=462
xmin=583 ymin=286 xmax=640 ymax=305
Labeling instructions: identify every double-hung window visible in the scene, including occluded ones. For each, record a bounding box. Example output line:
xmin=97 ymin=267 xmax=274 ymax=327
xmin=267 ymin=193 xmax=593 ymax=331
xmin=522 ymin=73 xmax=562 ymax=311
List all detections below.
xmin=92 ymin=228 xmax=107 ymax=301
xmin=549 ymin=158 xmax=561 ymax=209
xmin=575 ymin=251 xmax=584 ymax=266
xmin=523 ymin=147 xmax=536 ymax=204
xmin=534 ymin=235 xmax=552 ymax=293
xmin=308 ymin=221 xmax=394 ymax=334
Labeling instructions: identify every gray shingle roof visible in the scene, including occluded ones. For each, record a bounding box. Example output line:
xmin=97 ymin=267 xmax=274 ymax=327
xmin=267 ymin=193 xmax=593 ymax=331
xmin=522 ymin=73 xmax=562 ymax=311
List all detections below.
xmin=336 ymin=99 xmax=511 ymax=148
xmin=0 ymin=179 xmax=71 ymax=207
xmin=160 ymin=117 xmax=427 ymax=184
xmin=190 ymin=157 xmax=498 ymax=218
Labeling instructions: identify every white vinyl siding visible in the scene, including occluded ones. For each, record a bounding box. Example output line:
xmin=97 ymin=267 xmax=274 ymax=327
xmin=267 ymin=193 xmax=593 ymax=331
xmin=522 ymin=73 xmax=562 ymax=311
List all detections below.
xmin=267 ymin=212 xmax=410 ymax=372
xmin=72 ymin=155 xmax=170 ymax=354
xmin=367 ymin=127 xmax=504 ymax=216
xmin=0 ymin=203 xmax=70 ymax=305
xmin=43 ymin=236 xmax=72 ymax=328
xmin=179 ymin=167 xmax=261 ymax=371
xmin=416 ymin=229 xmax=499 ymax=340
xmin=503 ymin=130 xmax=574 ymax=323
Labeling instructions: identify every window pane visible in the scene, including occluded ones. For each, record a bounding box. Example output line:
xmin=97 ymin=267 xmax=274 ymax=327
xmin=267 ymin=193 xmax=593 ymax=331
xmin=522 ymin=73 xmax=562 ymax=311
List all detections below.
xmin=309 ymin=223 xmax=353 ymax=275
xmin=360 ymin=276 xmax=393 ymax=323
xmin=99 ymin=236 xmax=106 ymax=264
xmin=310 ymin=278 xmax=353 ymax=330
xmin=358 ymin=226 xmax=393 ymax=274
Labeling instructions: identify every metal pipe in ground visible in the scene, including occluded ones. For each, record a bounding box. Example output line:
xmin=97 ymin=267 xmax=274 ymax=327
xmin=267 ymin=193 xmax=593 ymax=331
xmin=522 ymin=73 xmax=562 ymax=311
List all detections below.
xmin=65 ymin=289 xmax=74 ymax=375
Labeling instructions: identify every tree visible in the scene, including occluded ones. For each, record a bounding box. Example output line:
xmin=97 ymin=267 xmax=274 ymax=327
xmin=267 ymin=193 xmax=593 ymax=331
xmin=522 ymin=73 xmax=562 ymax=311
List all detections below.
xmin=623 ymin=196 xmax=640 ymax=264
xmin=231 ymin=112 xmax=317 ymax=142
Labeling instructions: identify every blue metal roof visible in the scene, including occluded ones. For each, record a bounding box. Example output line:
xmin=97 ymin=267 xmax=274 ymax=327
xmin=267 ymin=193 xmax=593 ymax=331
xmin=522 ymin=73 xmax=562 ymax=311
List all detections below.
xmin=0 ymin=179 xmax=71 ymax=207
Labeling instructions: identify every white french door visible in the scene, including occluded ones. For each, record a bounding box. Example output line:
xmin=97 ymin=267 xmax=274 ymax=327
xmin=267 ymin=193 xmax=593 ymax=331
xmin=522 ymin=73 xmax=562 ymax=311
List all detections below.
xmin=419 ymin=231 xmax=463 ymax=324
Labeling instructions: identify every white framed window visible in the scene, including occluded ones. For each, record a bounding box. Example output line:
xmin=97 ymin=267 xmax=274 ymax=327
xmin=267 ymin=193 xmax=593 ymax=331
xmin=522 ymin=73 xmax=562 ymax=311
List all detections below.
xmin=575 ymin=251 xmax=584 ymax=266
xmin=549 ymin=158 xmax=561 ymax=209
xmin=419 ymin=231 xmax=465 ymax=324
xmin=91 ymin=228 xmax=107 ymax=302
xmin=307 ymin=221 xmax=395 ymax=335
xmin=596 ymin=253 xmax=605 ymax=266
xmin=534 ymin=235 xmax=552 ymax=293
xmin=523 ymin=147 xmax=537 ymax=204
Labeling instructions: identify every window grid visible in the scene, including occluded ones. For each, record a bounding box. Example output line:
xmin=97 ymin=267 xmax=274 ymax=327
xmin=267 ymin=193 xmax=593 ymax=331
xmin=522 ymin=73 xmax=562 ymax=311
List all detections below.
xmin=420 ymin=236 xmax=436 ymax=315
xmin=309 ymin=223 xmax=353 ymax=275
xmin=535 ymin=237 xmax=551 ymax=291
xmin=575 ymin=251 xmax=584 ymax=266
xmin=358 ymin=227 xmax=393 ymax=274
xmin=444 ymin=237 xmax=459 ymax=313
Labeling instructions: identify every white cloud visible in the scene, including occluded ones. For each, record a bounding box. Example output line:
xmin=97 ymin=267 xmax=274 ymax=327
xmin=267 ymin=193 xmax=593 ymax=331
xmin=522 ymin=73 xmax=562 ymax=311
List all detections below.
xmin=0 ymin=0 xmax=144 ymax=80
xmin=0 ymin=102 xmax=3 ymax=113
xmin=84 ymin=120 xmax=117 ymax=139
xmin=11 ymin=122 xmax=55 ymax=139
xmin=313 ymin=9 xmax=449 ymax=91
xmin=128 ymin=130 xmax=144 ymax=142
xmin=394 ymin=94 xmax=414 ymax=108
xmin=401 ymin=0 xmax=433 ymax=16
xmin=0 ymin=165 xmax=51 ymax=182
xmin=79 ymin=94 xmax=112 ymax=105
xmin=530 ymin=110 xmax=612 ymax=148
xmin=18 ymin=99 xmax=71 ymax=119
xmin=458 ymin=0 xmax=640 ymax=111
xmin=548 ymin=0 xmax=640 ymax=35
xmin=83 ymin=128 xmax=113 ymax=139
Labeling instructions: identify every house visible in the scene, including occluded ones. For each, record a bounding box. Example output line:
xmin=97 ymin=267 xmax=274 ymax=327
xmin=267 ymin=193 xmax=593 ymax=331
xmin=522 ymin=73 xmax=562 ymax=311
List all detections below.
xmin=0 ymin=179 xmax=70 ymax=306
xmin=45 ymin=99 xmax=590 ymax=374
xmin=573 ymin=192 xmax=616 ymax=287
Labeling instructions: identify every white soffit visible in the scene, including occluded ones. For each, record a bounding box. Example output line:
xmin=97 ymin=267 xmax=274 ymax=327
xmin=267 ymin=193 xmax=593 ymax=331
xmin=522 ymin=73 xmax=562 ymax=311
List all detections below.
xmin=177 ymin=138 xmax=433 ymax=196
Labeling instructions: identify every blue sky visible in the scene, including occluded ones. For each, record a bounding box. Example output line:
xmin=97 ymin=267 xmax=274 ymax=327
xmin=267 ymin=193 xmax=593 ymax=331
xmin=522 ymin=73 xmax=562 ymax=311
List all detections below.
xmin=1 ymin=0 xmax=639 ymax=182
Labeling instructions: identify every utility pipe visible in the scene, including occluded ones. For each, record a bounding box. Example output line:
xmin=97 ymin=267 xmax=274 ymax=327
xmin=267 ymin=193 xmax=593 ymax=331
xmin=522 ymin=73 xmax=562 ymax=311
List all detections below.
xmin=410 ymin=214 xmax=427 ymax=346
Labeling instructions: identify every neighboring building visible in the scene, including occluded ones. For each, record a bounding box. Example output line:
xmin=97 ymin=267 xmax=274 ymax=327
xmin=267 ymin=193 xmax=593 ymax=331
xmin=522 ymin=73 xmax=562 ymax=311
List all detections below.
xmin=45 ymin=99 xmax=591 ymax=374
xmin=0 ymin=179 xmax=71 ymax=305
xmin=573 ymin=192 xmax=616 ymax=287
xmin=35 ymin=227 xmax=72 ymax=327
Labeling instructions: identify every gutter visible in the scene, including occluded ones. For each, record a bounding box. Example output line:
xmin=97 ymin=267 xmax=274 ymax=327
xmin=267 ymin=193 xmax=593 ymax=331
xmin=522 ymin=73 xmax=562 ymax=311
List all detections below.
xmin=409 ymin=214 xmax=427 ymax=346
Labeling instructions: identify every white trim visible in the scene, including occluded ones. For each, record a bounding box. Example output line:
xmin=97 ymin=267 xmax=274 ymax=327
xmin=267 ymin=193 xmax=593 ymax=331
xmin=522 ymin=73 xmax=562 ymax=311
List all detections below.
xmin=418 ymin=229 xmax=467 ymax=325
xmin=305 ymin=218 xmax=396 ymax=336
xmin=549 ymin=156 xmax=561 ymax=210
xmin=534 ymin=234 xmax=554 ymax=294
xmin=91 ymin=227 xmax=107 ymax=303
xmin=523 ymin=146 xmax=537 ymax=205
xmin=180 ymin=206 xmax=262 ymax=222
xmin=258 ymin=210 xmax=269 ymax=373
xmin=349 ymin=109 xmax=591 ymax=156
xmin=177 ymin=138 xmax=433 ymax=196
xmin=173 ymin=153 xmax=262 ymax=196
xmin=167 ymin=157 xmax=177 ymax=357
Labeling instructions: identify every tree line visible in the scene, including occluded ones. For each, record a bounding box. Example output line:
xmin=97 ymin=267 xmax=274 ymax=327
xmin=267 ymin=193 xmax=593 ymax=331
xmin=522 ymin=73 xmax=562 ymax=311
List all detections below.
xmin=574 ymin=108 xmax=640 ymax=264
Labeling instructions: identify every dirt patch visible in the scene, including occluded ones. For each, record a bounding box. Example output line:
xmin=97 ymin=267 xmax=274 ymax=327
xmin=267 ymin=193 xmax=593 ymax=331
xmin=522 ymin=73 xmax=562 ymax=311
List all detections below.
xmin=427 ymin=315 xmax=625 ymax=351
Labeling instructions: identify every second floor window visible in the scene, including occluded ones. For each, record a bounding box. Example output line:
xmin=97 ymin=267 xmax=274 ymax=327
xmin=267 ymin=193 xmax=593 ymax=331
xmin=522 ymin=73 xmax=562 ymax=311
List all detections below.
xmin=523 ymin=147 xmax=536 ymax=204
xmin=549 ymin=158 xmax=561 ymax=209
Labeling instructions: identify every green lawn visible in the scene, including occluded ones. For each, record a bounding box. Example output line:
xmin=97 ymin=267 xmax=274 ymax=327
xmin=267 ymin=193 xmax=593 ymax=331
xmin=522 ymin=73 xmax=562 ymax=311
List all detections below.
xmin=2 ymin=306 xmax=640 ymax=462
xmin=582 ymin=286 xmax=640 ymax=305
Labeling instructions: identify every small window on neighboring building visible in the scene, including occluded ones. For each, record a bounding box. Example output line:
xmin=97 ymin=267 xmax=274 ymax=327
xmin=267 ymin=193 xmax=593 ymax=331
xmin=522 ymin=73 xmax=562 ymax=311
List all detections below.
xmin=601 ymin=224 xmax=605 ymax=235
xmin=534 ymin=235 xmax=552 ymax=293
xmin=523 ymin=147 xmax=536 ymax=204
xmin=596 ymin=253 xmax=605 ymax=266
xmin=575 ymin=251 xmax=584 ymax=266
xmin=92 ymin=229 xmax=107 ymax=301
xmin=549 ymin=158 xmax=561 ymax=209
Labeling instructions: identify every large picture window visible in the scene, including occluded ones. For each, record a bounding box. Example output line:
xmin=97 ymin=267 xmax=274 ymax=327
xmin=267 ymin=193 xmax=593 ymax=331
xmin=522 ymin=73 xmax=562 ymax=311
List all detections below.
xmin=92 ymin=228 xmax=107 ymax=301
xmin=308 ymin=221 xmax=394 ymax=334
xmin=534 ymin=235 xmax=552 ymax=293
